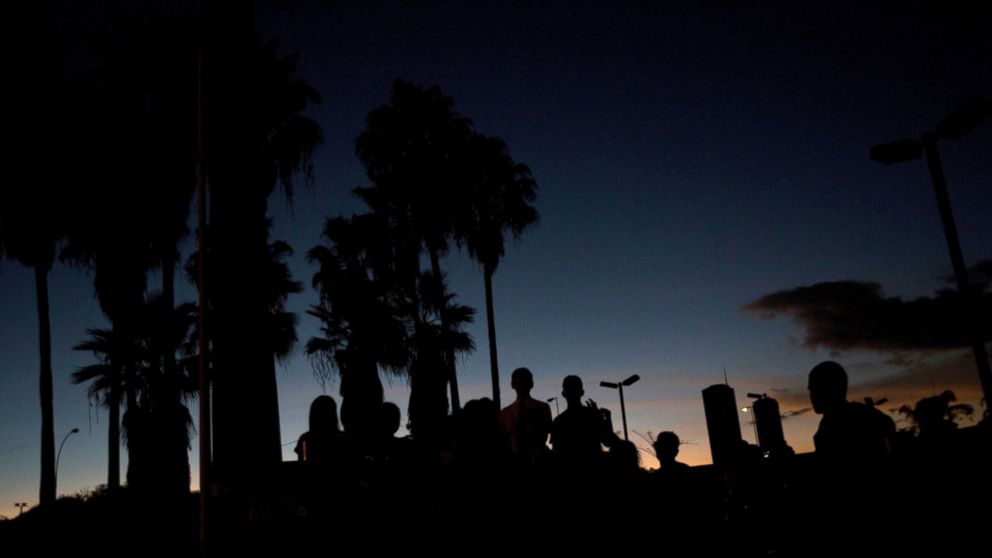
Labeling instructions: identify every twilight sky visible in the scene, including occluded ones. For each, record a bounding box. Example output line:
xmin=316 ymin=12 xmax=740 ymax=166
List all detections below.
xmin=3 ymin=0 xmax=992 ymax=519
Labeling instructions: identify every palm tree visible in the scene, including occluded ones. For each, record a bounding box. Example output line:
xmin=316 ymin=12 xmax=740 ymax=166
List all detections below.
xmin=355 ymin=80 xmax=474 ymax=412
xmin=73 ymin=296 xmax=200 ymax=494
xmin=136 ymin=296 xmax=199 ymax=497
xmin=0 ymin=186 xmax=63 ymax=509
xmin=56 ymin=8 xmax=199 ymax=493
xmin=72 ymin=328 xmax=128 ymax=491
xmin=307 ymin=214 xmax=410 ymax=436
xmin=0 ymin=2 xmax=76 ymax=506
xmin=408 ymin=270 xmax=476 ymax=443
xmin=203 ymin=30 xmax=322 ymax=474
xmin=61 ymin=163 xmax=159 ymax=487
xmin=263 ymin=237 xmax=305 ymax=363
xmin=456 ymin=133 xmax=538 ymax=409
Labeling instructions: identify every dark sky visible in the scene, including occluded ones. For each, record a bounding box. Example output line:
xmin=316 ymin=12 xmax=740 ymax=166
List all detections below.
xmin=3 ymin=0 xmax=991 ymax=516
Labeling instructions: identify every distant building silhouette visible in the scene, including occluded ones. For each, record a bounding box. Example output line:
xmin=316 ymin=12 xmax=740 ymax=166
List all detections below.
xmin=752 ymin=395 xmax=787 ymax=452
xmin=702 ymin=384 xmax=742 ymax=466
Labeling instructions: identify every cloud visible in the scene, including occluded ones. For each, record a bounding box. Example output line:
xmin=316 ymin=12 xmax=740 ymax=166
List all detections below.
xmin=781 ymin=407 xmax=811 ymax=420
xmin=743 ymin=265 xmax=992 ymax=352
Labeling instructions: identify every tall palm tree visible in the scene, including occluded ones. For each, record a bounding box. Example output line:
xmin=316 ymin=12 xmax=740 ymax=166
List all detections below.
xmin=56 ymin=7 xmax=199 ymax=492
xmin=0 ymin=170 xmax=64 ymax=509
xmin=0 ymin=2 xmax=76 ymax=506
xmin=456 ymin=133 xmax=538 ymax=409
xmin=355 ymin=80 xmax=474 ymax=412
xmin=204 ymin=30 xmax=322 ymax=475
xmin=61 ymin=147 xmax=158 ymax=488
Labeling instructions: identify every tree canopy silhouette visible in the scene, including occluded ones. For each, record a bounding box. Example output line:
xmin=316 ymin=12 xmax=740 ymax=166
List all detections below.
xmin=0 ymin=2 xmax=83 ymax=507
xmin=351 ymin=80 xmax=537 ymax=419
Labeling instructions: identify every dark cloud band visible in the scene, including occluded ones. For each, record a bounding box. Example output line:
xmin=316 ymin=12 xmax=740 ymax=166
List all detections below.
xmin=743 ymin=269 xmax=992 ymax=352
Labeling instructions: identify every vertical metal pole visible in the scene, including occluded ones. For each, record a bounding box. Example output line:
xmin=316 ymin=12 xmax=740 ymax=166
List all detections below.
xmin=619 ymin=384 xmax=628 ymax=441
xmin=922 ymin=133 xmax=992 ymax=407
xmin=196 ymin=45 xmax=211 ymax=558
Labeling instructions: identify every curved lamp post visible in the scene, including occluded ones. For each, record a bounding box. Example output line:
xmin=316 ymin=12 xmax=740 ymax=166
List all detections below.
xmin=55 ymin=427 xmax=79 ymax=493
xmin=600 ymin=374 xmax=640 ymax=441
xmin=870 ymin=96 xmax=992 ymax=407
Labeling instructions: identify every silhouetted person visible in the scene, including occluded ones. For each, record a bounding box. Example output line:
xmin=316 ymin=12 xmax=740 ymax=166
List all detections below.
xmin=452 ymin=398 xmax=510 ymax=476
xmin=500 ymin=367 xmax=553 ymax=468
xmin=806 ymin=361 xmax=896 ymax=556
xmin=547 ymin=376 xmax=617 ymax=553
xmin=808 ymin=361 xmax=895 ymax=465
xmin=912 ymin=392 xmax=963 ymax=440
xmin=295 ymin=395 xmax=341 ymax=463
xmin=653 ymin=431 xmax=690 ymax=475
xmin=447 ymin=398 xmax=511 ymax=555
xmin=370 ymin=401 xmax=414 ymax=476
xmin=649 ymin=430 xmax=698 ymax=547
xmin=550 ymin=375 xmax=618 ymax=477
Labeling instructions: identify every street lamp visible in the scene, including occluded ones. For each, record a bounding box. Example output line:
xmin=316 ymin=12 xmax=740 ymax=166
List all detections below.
xmin=55 ymin=427 xmax=79 ymax=492
xmin=546 ymin=397 xmax=560 ymax=417
xmin=14 ymin=502 xmax=29 ymax=516
xmin=870 ymin=96 xmax=992 ymax=407
xmin=600 ymin=374 xmax=640 ymax=441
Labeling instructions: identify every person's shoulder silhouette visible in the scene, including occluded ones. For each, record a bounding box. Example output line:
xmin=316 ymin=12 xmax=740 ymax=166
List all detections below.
xmin=550 ymin=375 xmax=617 ymax=474
xmin=808 ymin=361 xmax=895 ymax=464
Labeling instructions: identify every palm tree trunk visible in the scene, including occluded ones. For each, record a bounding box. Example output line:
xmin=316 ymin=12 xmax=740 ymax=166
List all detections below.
xmin=108 ymin=363 xmax=120 ymax=491
xmin=208 ymin=187 xmax=283 ymax=476
xmin=161 ymin=252 xmax=190 ymax=494
xmin=122 ymin=335 xmax=140 ymax=487
xmin=35 ymin=264 xmax=56 ymax=506
xmin=484 ymin=264 xmax=500 ymax=409
xmin=429 ymin=247 xmax=460 ymax=413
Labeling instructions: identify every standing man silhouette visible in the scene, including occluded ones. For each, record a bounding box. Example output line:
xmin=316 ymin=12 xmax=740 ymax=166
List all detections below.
xmin=808 ymin=361 xmax=895 ymax=465
xmin=806 ymin=361 xmax=896 ymax=556
xmin=550 ymin=375 xmax=618 ymax=476
xmin=500 ymin=367 xmax=553 ymax=468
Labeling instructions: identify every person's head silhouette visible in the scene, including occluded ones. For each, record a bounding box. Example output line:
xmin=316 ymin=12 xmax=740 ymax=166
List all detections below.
xmin=653 ymin=431 xmax=681 ymax=464
xmin=309 ymin=395 xmax=339 ymax=433
xmin=511 ymin=367 xmax=535 ymax=399
xmin=808 ymin=361 xmax=848 ymax=415
xmin=562 ymin=375 xmax=584 ymax=406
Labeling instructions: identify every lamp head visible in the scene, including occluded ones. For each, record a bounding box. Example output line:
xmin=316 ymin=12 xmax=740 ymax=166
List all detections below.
xmin=622 ymin=374 xmax=641 ymax=386
xmin=936 ymin=97 xmax=991 ymax=140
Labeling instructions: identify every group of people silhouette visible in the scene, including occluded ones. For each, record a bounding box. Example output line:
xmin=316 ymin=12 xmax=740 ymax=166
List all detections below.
xmin=294 ymin=367 xmax=694 ymax=482
xmin=273 ymin=361 xmax=983 ymax=557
